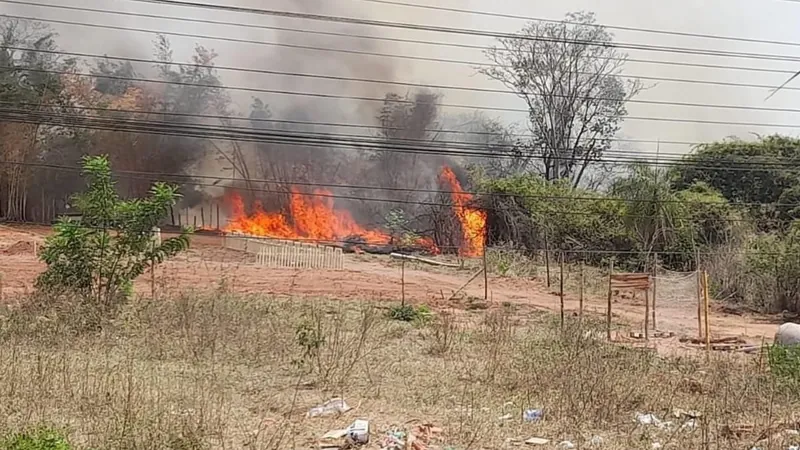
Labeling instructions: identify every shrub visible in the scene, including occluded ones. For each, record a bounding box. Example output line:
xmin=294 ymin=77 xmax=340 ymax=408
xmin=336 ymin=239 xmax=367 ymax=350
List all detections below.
xmin=0 ymin=427 xmax=71 ymax=450
xmin=36 ymin=155 xmax=190 ymax=311
xmin=388 ymin=304 xmax=432 ymax=323
xmin=768 ymin=344 xmax=800 ymax=381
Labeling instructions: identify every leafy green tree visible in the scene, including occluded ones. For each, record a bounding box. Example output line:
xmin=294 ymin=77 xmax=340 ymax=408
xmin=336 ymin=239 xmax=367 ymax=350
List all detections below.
xmin=611 ymin=165 xmax=681 ymax=258
xmin=672 ymin=135 xmax=800 ymax=229
xmin=36 ymin=155 xmax=190 ymax=307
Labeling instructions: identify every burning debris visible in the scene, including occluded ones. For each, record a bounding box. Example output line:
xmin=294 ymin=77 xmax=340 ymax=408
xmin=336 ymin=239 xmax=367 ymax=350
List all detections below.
xmin=221 ymin=166 xmax=486 ymax=256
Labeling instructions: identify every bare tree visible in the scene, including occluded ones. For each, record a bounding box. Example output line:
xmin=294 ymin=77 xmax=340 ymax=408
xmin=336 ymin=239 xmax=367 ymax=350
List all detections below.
xmin=480 ymin=11 xmax=642 ymax=188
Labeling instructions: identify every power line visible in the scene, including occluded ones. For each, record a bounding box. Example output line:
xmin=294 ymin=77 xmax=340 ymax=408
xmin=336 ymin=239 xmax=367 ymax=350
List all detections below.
xmin=5 ymin=4 xmax=800 ymax=79
xmin=7 ymin=159 xmax=800 ymax=208
xmin=9 ymin=46 xmax=800 ymax=117
xmin=5 ymin=107 xmax=800 ymax=174
xmin=121 ymin=0 xmax=800 ymax=65
xmin=14 ymin=159 xmax=798 ymax=225
xmin=353 ymin=0 xmax=800 ymax=51
xmin=0 ymin=99 xmax=702 ymax=151
xmin=10 ymin=65 xmax=800 ymax=131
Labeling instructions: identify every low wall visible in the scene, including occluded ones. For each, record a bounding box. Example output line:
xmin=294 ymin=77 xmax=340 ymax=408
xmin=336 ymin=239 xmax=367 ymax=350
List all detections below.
xmin=222 ymin=233 xmax=344 ymax=270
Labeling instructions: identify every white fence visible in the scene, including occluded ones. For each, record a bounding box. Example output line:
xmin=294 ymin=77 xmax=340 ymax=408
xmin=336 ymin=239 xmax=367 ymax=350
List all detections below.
xmin=223 ymin=233 xmax=344 ymax=270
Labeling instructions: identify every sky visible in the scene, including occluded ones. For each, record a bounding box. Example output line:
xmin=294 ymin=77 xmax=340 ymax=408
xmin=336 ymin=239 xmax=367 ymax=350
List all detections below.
xmin=3 ymin=0 xmax=800 ymax=158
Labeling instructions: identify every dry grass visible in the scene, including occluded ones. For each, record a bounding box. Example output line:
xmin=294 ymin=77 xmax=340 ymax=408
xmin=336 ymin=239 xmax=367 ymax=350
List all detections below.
xmin=0 ymin=286 xmax=798 ymax=450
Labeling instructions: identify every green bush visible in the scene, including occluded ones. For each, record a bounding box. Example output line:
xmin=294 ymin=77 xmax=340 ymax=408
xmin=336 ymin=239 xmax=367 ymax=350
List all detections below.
xmin=768 ymin=344 xmax=800 ymax=381
xmin=388 ymin=304 xmax=432 ymax=323
xmin=36 ymin=155 xmax=190 ymax=309
xmin=0 ymin=427 xmax=71 ymax=450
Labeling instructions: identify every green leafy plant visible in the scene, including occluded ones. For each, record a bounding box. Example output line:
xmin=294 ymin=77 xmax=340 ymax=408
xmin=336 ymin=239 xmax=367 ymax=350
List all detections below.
xmin=0 ymin=427 xmax=71 ymax=450
xmin=768 ymin=344 xmax=800 ymax=381
xmin=388 ymin=304 xmax=432 ymax=323
xmin=36 ymin=155 xmax=190 ymax=309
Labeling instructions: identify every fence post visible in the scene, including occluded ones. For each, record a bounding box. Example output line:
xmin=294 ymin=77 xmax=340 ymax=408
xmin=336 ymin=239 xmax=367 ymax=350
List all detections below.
xmin=652 ymin=253 xmax=658 ymax=331
xmin=696 ymin=265 xmax=703 ymax=340
xmin=0 ymin=273 xmax=4 ymax=303
xmin=201 ymin=206 xmax=205 ymax=228
xmin=703 ymin=270 xmax=711 ymax=355
xmin=606 ymin=260 xmax=614 ymax=341
xmin=216 ymin=203 xmax=221 ymax=230
xmin=559 ymin=252 xmax=565 ymax=331
xmin=544 ymin=231 xmax=551 ymax=288
xmin=579 ymin=259 xmax=585 ymax=319
xmin=483 ymin=248 xmax=488 ymax=301
xmin=644 ymin=283 xmax=650 ymax=341
xmin=401 ymin=259 xmax=406 ymax=307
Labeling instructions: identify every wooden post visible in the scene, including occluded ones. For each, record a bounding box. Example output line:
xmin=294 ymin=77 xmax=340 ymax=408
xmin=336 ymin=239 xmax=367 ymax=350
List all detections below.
xmin=644 ymin=282 xmax=650 ymax=341
xmin=150 ymin=260 xmax=156 ymax=299
xmin=483 ymin=248 xmax=488 ymax=300
xmin=579 ymin=260 xmax=585 ymax=319
xmin=696 ymin=249 xmax=702 ymax=339
xmin=201 ymin=206 xmax=205 ymax=228
xmin=703 ymin=270 xmax=711 ymax=355
xmin=0 ymin=273 xmax=4 ymax=303
xmin=216 ymin=203 xmax=221 ymax=230
xmin=544 ymin=231 xmax=551 ymax=288
xmin=401 ymin=259 xmax=405 ymax=307
xmin=559 ymin=252 xmax=565 ymax=330
xmin=696 ymin=268 xmax=703 ymax=340
xmin=193 ymin=215 xmax=197 ymax=229
xmin=652 ymin=253 xmax=658 ymax=331
xmin=606 ymin=260 xmax=614 ymax=340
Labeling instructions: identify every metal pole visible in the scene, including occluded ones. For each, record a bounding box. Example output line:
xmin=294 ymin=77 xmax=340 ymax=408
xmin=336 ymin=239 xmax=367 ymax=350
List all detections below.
xmin=703 ymin=270 xmax=711 ymax=355
xmin=483 ymin=248 xmax=488 ymax=300
xmin=560 ymin=252 xmax=565 ymax=330
xmin=606 ymin=260 xmax=614 ymax=340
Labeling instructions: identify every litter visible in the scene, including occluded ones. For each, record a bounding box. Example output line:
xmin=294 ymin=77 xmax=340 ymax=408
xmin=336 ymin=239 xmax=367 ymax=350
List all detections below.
xmin=558 ymin=441 xmax=575 ymax=449
xmin=379 ymin=423 xmax=442 ymax=450
xmin=498 ymin=414 xmax=513 ymax=421
xmin=523 ymin=409 xmax=543 ymax=422
xmin=321 ymin=429 xmax=349 ymax=440
xmin=589 ymin=436 xmax=604 ymax=447
xmin=524 ymin=437 xmax=549 ymax=446
xmin=636 ymin=413 xmax=671 ymax=429
xmin=308 ymin=398 xmax=351 ymax=418
xmin=346 ymin=419 xmax=370 ymax=445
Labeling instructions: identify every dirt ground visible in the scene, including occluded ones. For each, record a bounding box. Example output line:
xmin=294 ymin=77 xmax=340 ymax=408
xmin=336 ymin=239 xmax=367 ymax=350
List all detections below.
xmin=0 ymin=223 xmax=781 ymax=348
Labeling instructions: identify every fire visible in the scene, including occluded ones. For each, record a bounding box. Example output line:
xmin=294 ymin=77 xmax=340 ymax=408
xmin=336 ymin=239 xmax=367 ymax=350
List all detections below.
xmin=224 ymin=189 xmax=392 ymax=245
xmin=222 ymin=169 xmax=484 ymax=256
xmin=439 ymin=167 xmax=487 ymax=257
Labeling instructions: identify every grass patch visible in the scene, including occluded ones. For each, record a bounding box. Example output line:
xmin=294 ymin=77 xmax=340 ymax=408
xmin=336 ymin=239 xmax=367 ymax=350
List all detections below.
xmin=0 ymin=291 xmax=796 ymax=449
xmin=0 ymin=427 xmax=71 ymax=450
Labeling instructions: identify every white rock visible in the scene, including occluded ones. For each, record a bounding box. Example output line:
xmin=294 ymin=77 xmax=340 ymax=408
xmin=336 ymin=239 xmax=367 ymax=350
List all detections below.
xmin=775 ymin=323 xmax=800 ymax=346
xmin=524 ymin=437 xmax=549 ymax=446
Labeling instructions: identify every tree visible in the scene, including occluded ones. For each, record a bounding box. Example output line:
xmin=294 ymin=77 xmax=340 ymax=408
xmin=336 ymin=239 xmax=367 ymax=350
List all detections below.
xmin=671 ymin=135 xmax=800 ymax=229
xmin=36 ymin=155 xmax=190 ymax=308
xmin=611 ymin=165 xmax=682 ymax=257
xmin=480 ymin=11 xmax=642 ymax=187
xmin=0 ymin=18 xmax=74 ymax=221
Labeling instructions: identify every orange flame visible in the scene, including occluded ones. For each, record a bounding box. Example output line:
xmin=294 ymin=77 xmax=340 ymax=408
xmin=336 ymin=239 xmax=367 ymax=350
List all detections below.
xmin=224 ymin=189 xmax=392 ymax=245
xmin=439 ymin=167 xmax=487 ymax=257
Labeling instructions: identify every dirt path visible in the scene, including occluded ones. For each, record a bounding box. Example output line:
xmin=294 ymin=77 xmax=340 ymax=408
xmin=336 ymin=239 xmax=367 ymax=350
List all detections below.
xmin=0 ymin=224 xmax=780 ymax=345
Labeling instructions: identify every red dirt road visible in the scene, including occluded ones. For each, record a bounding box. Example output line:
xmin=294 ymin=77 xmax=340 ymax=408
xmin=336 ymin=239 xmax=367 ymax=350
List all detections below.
xmin=0 ymin=224 xmax=780 ymax=346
